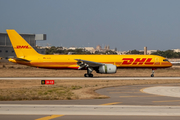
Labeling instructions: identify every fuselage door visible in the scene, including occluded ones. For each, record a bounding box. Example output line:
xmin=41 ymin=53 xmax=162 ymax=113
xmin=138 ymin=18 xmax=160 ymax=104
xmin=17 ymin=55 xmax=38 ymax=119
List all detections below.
xmin=155 ymin=57 xmax=160 ymax=65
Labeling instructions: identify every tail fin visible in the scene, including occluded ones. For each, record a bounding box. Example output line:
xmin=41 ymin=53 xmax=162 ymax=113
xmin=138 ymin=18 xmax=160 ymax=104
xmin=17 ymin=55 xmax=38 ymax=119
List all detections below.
xmin=6 ymin=29 xmax=40 ymax=58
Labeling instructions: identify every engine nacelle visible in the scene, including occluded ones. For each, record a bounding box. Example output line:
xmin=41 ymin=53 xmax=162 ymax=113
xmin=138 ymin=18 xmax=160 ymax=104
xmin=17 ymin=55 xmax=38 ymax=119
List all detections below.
xmin=96 ymin=64 xmax=117 ymax=74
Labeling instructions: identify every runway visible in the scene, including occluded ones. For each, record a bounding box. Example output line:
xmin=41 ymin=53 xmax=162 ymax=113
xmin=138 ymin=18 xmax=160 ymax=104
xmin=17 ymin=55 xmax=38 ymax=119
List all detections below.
xmin=0 ymin=78 xmax=180 ymax=119
xmin=1 ymin=77 xmax=180 ymax=80
xmin=1 ymin=104 xmax=180 ymax=116
xmin=1 ymin=115 xmax=180 ymax=120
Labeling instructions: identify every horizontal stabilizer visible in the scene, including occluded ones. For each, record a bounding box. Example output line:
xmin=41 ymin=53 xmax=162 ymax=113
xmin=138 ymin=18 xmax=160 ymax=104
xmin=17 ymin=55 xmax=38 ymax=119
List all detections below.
xmin=8 ymin=58 xmax=31 ymax=63
xmin=15 ymin=58 xmax=31 ymax=62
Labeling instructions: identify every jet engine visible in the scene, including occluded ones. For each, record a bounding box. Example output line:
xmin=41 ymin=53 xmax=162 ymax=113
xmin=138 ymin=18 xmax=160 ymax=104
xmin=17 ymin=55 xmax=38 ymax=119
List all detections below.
xmin=95 ymin=64 xmax=117 ymax=74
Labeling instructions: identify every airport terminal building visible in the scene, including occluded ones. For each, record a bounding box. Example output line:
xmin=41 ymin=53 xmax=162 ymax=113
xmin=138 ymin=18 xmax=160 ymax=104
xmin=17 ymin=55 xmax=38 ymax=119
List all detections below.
xmin=0 ymin=32 xmax=46 ymax=59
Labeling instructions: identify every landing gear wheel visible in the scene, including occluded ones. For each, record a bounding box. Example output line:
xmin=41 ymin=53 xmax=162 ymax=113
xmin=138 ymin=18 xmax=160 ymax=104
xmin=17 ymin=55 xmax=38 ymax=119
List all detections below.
xmin=84 ymin=74 xmax=93 ymax=77
xmin=89 ymin=74 xmax=93 ymax=77
xmin=84 ymin=74 xmax=89 ymax=77
xmin=151 ymin=74 xmax=154 ymax=77
xmin=84 ymin=67 xmax=94 ymax=77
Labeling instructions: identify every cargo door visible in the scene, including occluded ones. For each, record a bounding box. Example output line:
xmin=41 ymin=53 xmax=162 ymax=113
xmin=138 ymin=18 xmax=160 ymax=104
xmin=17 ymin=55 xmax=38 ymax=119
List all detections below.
xmin=155 ymin=57 xmax=160 ymax=66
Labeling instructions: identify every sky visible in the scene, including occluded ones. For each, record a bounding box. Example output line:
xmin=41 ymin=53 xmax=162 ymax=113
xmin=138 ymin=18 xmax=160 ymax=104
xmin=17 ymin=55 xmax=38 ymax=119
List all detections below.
xmin=1 ymin=0 xmax=180 ymax=51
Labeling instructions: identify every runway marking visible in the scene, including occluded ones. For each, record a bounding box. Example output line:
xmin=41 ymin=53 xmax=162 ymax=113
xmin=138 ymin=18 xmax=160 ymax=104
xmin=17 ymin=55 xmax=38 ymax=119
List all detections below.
xmin=140 ymin=87 xmax=148 ymax=93
xmin=107 ymin=89 xmax=137 ymax=91
xmin=153 ymin=100 xmax=180 ymax=103
xmin=100 ymin=102 xmax=122 ymax=105
xmin=35 ymin=115 xmax=64 ymax=120
xmin=140 ymin=86 xmax=163 ymax=96
xmin=141 ymin=86 xmax=180 ymax=98
xmin=119 ymin=95 xmax=157 ymax=98
xmin=109 ymin=92 xmax=140 ymax=93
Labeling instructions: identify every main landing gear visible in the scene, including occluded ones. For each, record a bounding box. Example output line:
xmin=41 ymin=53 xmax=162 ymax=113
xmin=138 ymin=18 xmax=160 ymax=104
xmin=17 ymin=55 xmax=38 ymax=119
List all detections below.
xmin=151 ymin=68 xmax=156 ymax=77
xmin=84 ymin=67 xmax=94 ymax=77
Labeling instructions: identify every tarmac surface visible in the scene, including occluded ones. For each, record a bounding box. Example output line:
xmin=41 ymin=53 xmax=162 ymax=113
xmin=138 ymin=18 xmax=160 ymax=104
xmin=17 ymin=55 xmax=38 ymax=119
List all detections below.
xmin=1 ymin=77 xmax=180 ymax=80
xmin=0 ymin=78 xmax=180 ymax=120
xmin=1 ymin=115 xmax=180 ymax=120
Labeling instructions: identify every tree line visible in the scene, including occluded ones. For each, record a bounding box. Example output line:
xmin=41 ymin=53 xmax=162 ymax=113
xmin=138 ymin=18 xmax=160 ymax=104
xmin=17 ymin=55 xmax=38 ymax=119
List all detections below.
xmin=45 ymin=46 xmax=180 ymax=58
xmin=129 ymin=49 xmax=180 ymax=58
xmin=45 ymin=46 xmax=117 ymax=55
xmin=151 ymin=50 xmax=180 ymax=58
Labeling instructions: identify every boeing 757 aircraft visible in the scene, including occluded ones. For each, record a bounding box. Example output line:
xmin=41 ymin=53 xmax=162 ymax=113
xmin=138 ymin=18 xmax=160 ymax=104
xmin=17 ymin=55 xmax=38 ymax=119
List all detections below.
xmin=7 ymin=29 xmax=172 ymax=77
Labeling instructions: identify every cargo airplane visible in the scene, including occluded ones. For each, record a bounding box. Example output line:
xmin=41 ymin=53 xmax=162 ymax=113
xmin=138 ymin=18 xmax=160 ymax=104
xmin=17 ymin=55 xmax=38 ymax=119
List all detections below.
xmin=7 ymin=29 xmax=172 ymax=77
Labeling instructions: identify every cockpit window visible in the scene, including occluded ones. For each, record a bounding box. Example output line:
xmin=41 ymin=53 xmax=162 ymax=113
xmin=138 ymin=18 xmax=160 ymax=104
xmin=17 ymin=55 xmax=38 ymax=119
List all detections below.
xmin=163 ymin=59 xmax=169 ymax=62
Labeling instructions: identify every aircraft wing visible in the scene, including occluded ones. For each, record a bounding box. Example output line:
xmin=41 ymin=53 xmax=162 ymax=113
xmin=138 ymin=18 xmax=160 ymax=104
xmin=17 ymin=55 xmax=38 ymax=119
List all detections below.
xmin=75 ymin=59 xmax=104 ymax=69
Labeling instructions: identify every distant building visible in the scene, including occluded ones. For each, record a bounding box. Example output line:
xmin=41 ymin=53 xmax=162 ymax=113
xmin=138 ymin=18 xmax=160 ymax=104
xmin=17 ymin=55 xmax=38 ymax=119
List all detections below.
xmin=147 ymin=50 xmax=157 ymax=54
xmin=0 ymin=32 xmax=46 ymax=59
xmin=139 ymin=50 xmax=157 ymax=55
xmin=84 ymin=47 xmax=95 ymax=53
xmin=68 ymin=46 xmax=77 ymax=50
xmin=96 ymin=45 xmax=102 ymax=51
xmin=104 ymin=45 xmax=110 ymax=50
xmin=104 ymin=45 xmax=107 ymax=50
xmin=117 ymin=51 xmax=128 ymax=55
xmin=172 ymin=49 xmax=180 ymax=52
xmin=38 ymin=46 xmax=51 ymax=49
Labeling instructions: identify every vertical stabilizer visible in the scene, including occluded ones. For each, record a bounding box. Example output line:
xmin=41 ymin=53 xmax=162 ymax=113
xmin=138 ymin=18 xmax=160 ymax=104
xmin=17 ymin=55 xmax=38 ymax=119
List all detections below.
xmin=6 ymin=29 xmax=40 ymax=58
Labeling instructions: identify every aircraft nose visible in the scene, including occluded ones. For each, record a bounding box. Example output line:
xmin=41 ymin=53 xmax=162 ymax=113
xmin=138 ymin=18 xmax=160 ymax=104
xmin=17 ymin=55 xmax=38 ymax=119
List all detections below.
xmin=169 ymin=62 xmax=173 ymax=67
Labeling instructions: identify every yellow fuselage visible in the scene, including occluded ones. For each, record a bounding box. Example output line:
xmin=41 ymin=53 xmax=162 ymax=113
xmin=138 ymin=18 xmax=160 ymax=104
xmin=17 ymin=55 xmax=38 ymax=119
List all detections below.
xmin=9 ymin=54 xmax=172 ymax=69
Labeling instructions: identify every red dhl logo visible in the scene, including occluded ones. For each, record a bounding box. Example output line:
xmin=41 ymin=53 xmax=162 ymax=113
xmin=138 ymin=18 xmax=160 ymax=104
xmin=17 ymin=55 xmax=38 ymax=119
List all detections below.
xmin=14 ymin=46 xmax=32 ymax=49
xmin=122 ymin=58 xmax=154 ymax=65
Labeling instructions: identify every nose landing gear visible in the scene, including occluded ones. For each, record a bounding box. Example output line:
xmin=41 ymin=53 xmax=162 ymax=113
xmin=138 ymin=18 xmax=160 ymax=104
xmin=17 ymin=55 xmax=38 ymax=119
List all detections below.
xmin=151 ymin=68 xmax=156 ymax=77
